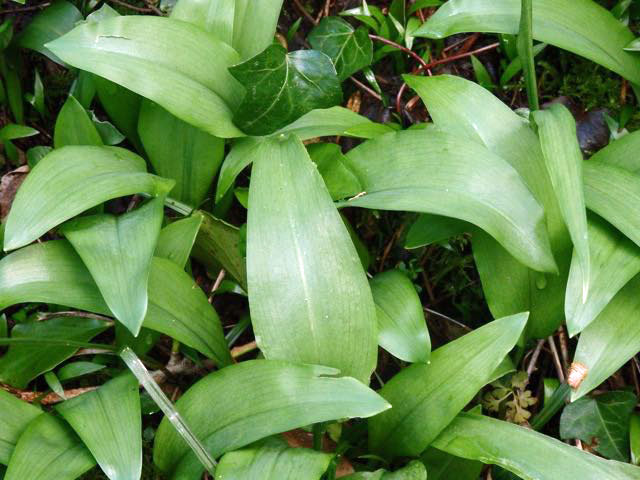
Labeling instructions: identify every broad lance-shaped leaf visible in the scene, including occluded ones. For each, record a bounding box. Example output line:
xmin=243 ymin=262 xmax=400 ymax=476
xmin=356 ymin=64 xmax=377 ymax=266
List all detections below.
xmin=560 ymin=391 xmax=636 ymax=461
xmin=5 ymin=414 xmax=95 ymax=480
xmin=94 ymin=77 xmax=143 ymax=152
xmin=153 ymin=360 xmax=390 ymax=478
xmin=405 ymin=214 xmax=471 ymax=249
xmin=432 ymin=413 xmax=640 ymax=480
xmin=532 ymin=104 xmax=589 ymax=301
xmin=170 ymin=0 xmax=234 ymax=44
xmin=307 ymin=143 xmax=363 ymax=201
xmin=15 ymin=0 xmax=82 ymax=65
xmin=308 ymin=16 xmax=373 ymax=80
xmin=571 ymin=275 xmax=640 ymax=400
xmin=343 ymin=129 xmax=556 ymax=274
xmin=370 ymin=270 xmax=430 ymax=363
xmin=233 ymin=0 xmax=284 ymax=60
xmin=0 ymin=241 xmax=109 ymax=315
xmin=145 ymin=257 xmax=232 ymax=367
xmin=247 ymin=135 xmax=377 ymax=383
xmin=414 ymin=0 xmax=640 ymax=85
xmin=4 ymin=146 xmax=173 ymax=251
xmin=590 ymin=129 xmax=640 ymax=174
xmin=342 ymin=461 xmax=427 ymax=479
xmin=369 ymin=313 xmax=528 ymax=458
xmin=62 ymin=197 xmax=166 ymax=337
xmin=155 ymin=214 xmax=203 ymax=269
xmin=54 ymin=95 xmax=103 ymax=148
xmin=404 ymin=74 xmax=569 ymax=339
xmin=0 ymin=317 xmax=110 ymax=389
xmin=46 ymin=16 xmax=245 ymax=138
xmin=138 ymin=101 xmax=224 ymax=207
xmin=565 ymin=214 xmax=640 ymax=337
xmin=584 ymin=160 xmax=640 ymax=249
xmin=0 ymin=389 xmax=42 ymax=465
xmin=216 ymin=107 xmax=372 ymax=202
xmin=229 ymin=45 xmax=342 ymax=136
xmin=421 ymin=447 xmax=483 ymax=480
xmin=56 ymin=374 xmax=141 ymax=480
xmin=215 ymin=437 xmax=333 ymax=480
xmin=192 ymin=211 xmax=247 ymax=290
xmin=0 ymin=241 xmax=232 ymax=366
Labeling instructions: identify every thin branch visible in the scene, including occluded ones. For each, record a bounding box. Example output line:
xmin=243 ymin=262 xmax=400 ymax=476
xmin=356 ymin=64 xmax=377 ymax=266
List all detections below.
xmin=422 ymin=42 xmax=500 ymax=70
xmin=526 ymin=339 xmax=546 ymax=376
xmin=292 ymin=0 xmax=318 ymax=25
xmin=547 ymin=336 xmax=565 ymax=383
xmin=349 ymin=76 xmax=382 ymax=101
xmin=0 ymin=2 xmax=50 ymax=14
xmin=108 ymin=0 xmax=155 ymax=13
xmin=369 ymin=34 xmax=430 ymax=71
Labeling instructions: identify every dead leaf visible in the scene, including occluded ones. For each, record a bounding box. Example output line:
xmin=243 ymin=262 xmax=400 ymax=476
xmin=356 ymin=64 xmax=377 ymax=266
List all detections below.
xmin=0 ymin=165 xmax=29 ymax=220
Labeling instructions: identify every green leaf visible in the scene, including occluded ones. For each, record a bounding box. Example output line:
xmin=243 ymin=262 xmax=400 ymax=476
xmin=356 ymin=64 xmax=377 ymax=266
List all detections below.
xmin=247 ymin=135 xmax=377 ymax=383
xmin=0 ymin=316 xmax=110 ymax=388
xmin=146 ymin=257 xmax=232 ymax=367
xmin=0 ymin=240 xmax=232 ymax=365
xmin=343 ymin=129 xmax=556 ymax=273
xmin=343 ymin=461 xmax=427 ymax=479
xmin=4 ymin=146 xmax=172 ymax=251
xmin=155 ymin=214 xmax=203 ymax=269
xmin=4 ymin=415 xmax=95 ymax=480
xmin=61 ymin=197 xmax=166 ymax=337
xmin=44 ymin=371 xmax=65 ymax=400
xmin=532 ymin=104 xmax=589 ymax=301
xmin=138 ymin=101 xmax=224 ymax=207
xmin=170 ymin=0 xmax=234 ymax=44
xmin=54 ymin=95 xmax=103 ymax=148
xmin=590 ymin=129 xmax=640 ymax=174
xmin=571 ymin=275 xmax=640 ymax=400
xmin=15 ymin=0 xmax=82 ymax=64
xmin=565 ymin=214 xmax=640 ymax=336
xmin=308 ymin=17 xmax=373 ymax=81
xmin=153 ymin=360 xmax=390 ymax=477
xmin=274 ymin=106 xmax=376 ymax=140
xmin=560 ymin=391 xmax=636 ymax=461
xmin=501 ymin=43 xmax=546 ymax=86
xmin=47 ymin=16 xmax=245 ymax=138
xmin=369 ymin=313 xmax=527 ymax=458
xmin=0 ymin=240 xmax=109 ymax=315
xmin=421 ymin=447 xmax=483 ymax=480
xmin=57 ymin=361 xmax=106 ymax=381
xmin=370 ymin=270 xmax=430 ymax=363
xmin=26 ymin=69 xmax=45 ymax=117
xmin=0 ymin=389 xmax=42 ymax=465
xmin=232 ymin=0 xmax=284 ymax=60
xmin=56 ymin=374 xmax=142 ymax=480
xmin=192 ymin=211 xmax=247 ymax=290
xmin=584 ymin=160 xmax=640 ymax=249
xmin=91 ymin=114 xmax=125 ymax=146
xmin=307 ymin=143 xmax=363 ymax=201
xmin=404 ymin=73 xmax=569 ymax=339
xmin=404 ymin=214 xmax=470 ymax=249
xmin=415 ymin=0 xmax=640 ymax=85
xmin=631 ymin=414 xmax=640 ymax=465
xmin=215 ymin=437 xmax=333 ymax=480
xmin=433 ymin=412 xmax=640 ymax=480
xmin=94 ymin=77 xmax=143 ymax=151
xmin=215 ymin=108 xmax=373 ymax=202
xmin=229 ymin=45 xmax=342 ymax=136
xmin=0 ymin=124 xmax=38 ymax=142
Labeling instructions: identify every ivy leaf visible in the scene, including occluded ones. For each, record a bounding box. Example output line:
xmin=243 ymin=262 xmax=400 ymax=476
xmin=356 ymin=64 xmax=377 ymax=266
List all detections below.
xmin=229 ymin=45 xmax=342 ymax=136
xmin=308 ymin=17 xmax=373 ymax=81
xmin=560 ymin=391 xmax=637 ymax=461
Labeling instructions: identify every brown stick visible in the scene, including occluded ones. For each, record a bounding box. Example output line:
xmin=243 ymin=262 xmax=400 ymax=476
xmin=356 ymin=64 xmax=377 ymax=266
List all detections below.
xmin=349 ymin=76 xmax=382 ymax=101
xmin=547 ymin=336 xmax=566 ymax=383
xmin=526 ymin=339 xmax=546 ymax=376
xmin=369 ymin=34 xmax=430 ymax=71
xmin=292 ymin=0 xmax=318 ymax=25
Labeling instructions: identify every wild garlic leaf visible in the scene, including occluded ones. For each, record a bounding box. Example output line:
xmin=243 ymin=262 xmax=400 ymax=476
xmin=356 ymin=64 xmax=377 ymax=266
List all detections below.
xmin=56 ymin=373 xmax=142 ymax=480
xmin=560 ymin=391 xmax=637 ymax=461
xmin=61 ymin=197 xmax=166 ymax=337
xmin=308 ymin=16 xmax=373 ymax=80
xmin=4 ymin=414 xmax=95 ymax=480
xmin=229 ymin=45 xmax=342 ymax=136
xmin=0 ymin=389 xmax=42 ymax=465
xmin=53 ymin=95 xmax=103 ymax=148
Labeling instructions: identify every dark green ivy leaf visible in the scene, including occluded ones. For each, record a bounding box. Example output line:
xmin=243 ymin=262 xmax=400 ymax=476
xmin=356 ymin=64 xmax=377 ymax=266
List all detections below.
xmin=229 ymin=45 xmax=342 ymax=136
xmin=560 ymin=391 xmax=637 ymax=461
xmin=308 ymin=16 xmax=373 ymax=81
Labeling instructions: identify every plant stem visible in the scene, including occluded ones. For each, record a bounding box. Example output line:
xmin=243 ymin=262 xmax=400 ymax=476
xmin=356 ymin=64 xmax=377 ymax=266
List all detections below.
xmin=312 ymin=423 xmax=323 ymax=450
xmin=517 ymin=0 xmax=540 ymax=110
